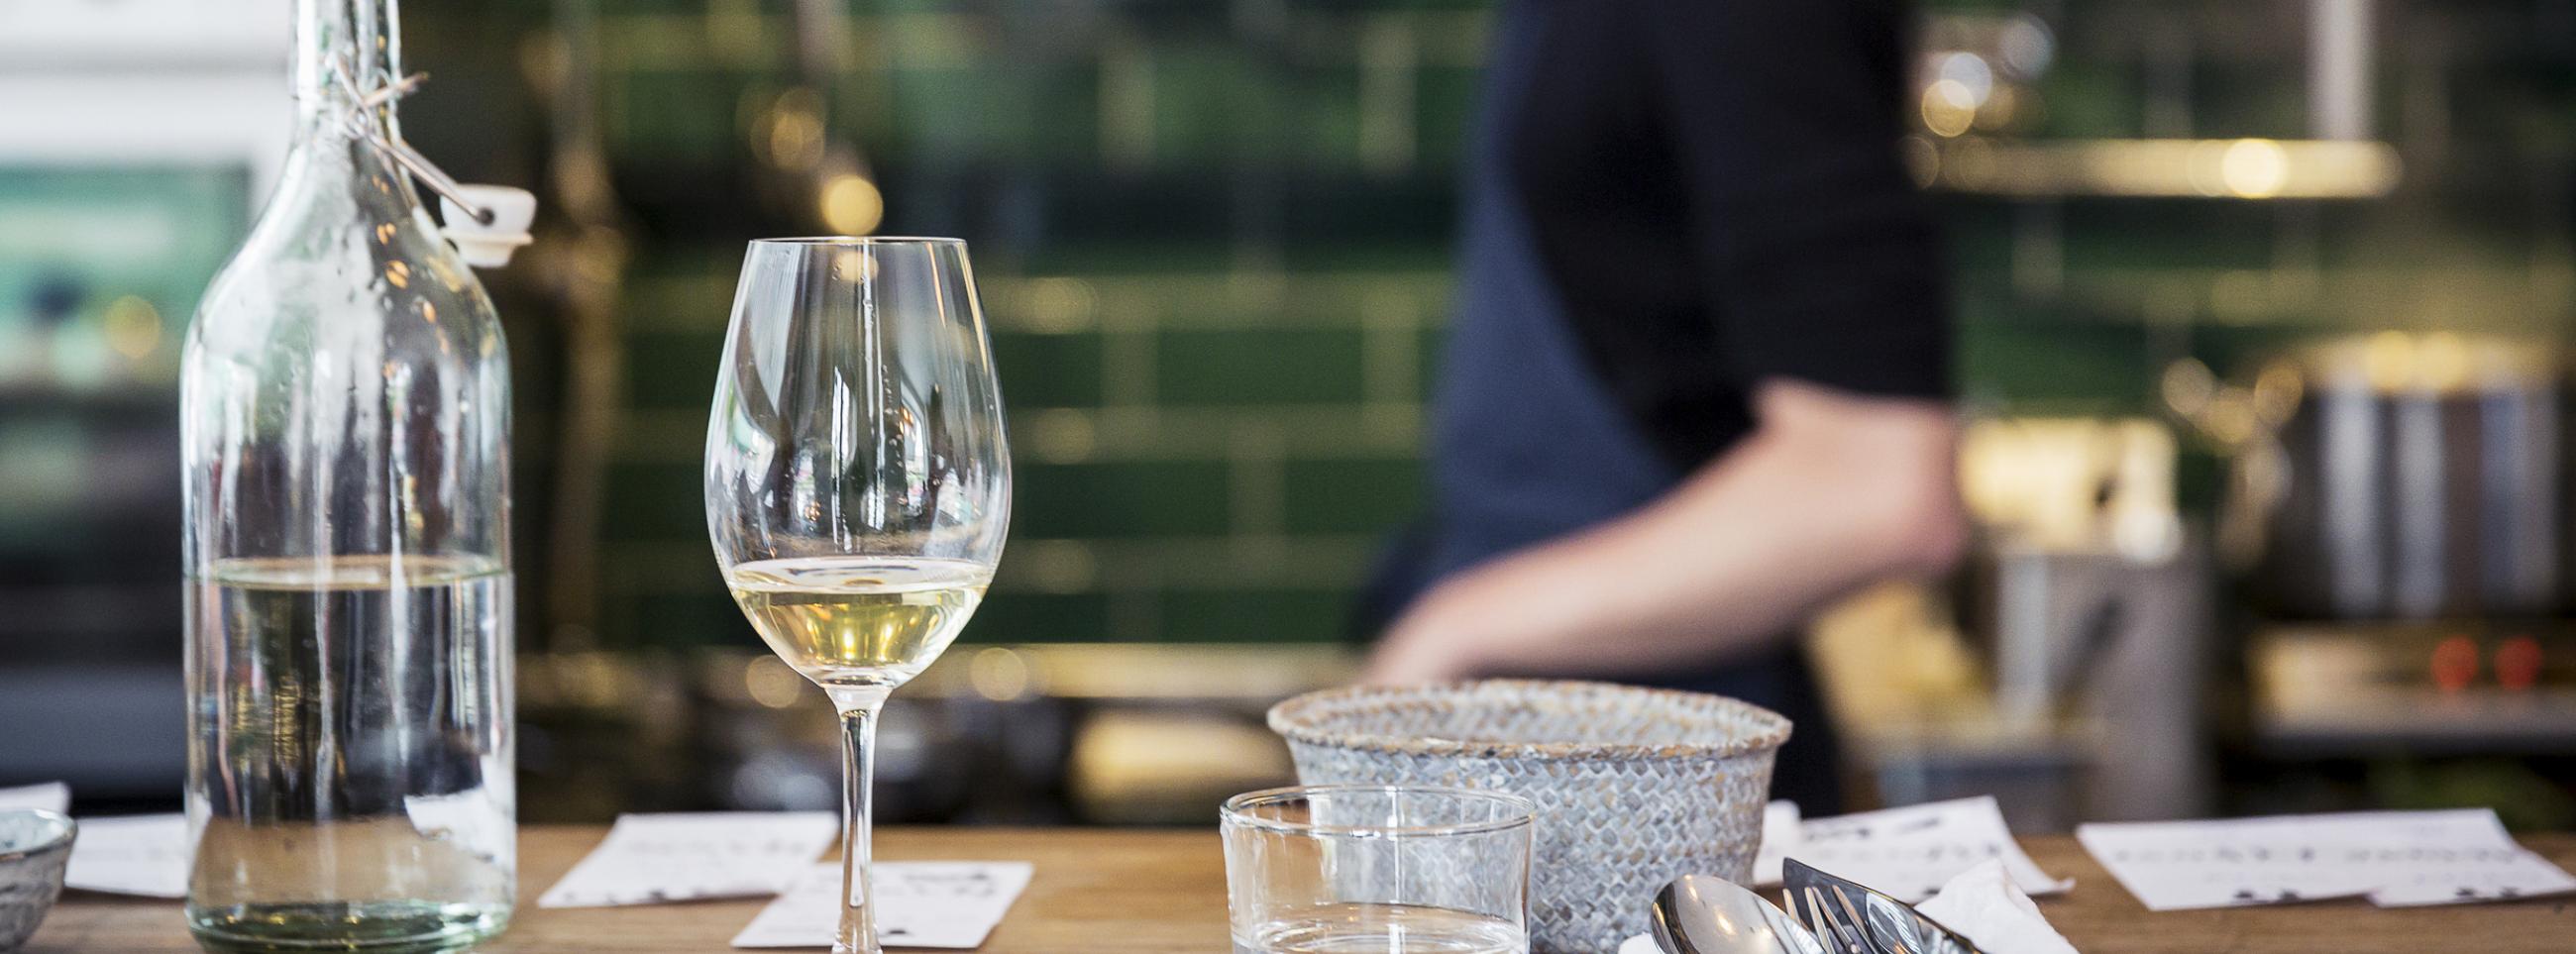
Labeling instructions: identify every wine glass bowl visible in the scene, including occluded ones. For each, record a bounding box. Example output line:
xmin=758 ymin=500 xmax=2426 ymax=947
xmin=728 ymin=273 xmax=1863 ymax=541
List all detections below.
xmin=706 ymin=238 xmax=1009 ymax=954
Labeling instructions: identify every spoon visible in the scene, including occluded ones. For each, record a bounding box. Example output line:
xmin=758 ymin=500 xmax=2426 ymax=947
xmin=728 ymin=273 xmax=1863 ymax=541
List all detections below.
xmin=1652 ymin=873 xmax=1831 ymax=954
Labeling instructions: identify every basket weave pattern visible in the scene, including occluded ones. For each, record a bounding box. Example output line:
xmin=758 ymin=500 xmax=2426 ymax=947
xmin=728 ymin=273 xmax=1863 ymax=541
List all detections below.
xmin=1269 ymin=681 xmax=1789 ymax=954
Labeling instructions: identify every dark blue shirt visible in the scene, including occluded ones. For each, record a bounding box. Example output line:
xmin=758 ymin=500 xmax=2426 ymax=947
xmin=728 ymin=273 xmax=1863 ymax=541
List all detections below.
xmin=1377 ymin=0 xmax=1950 ymax=813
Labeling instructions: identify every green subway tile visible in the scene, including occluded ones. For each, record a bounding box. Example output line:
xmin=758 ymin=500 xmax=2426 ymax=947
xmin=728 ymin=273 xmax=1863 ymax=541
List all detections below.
xmin=869 ymin=0 xmax=960 ymax=14
xmin=1274 ymin=237 xmax=1455 ymax=273
xmin=1416 ymin=68 xmax=1482 ymax=166
xmin=600 ymin=462 xmax=709 ymax=542
xmin=2031 ymin=62 xmax=2138 ymax=140
xmin=625 ymin=331 xmax=724 ymax=410
xmin=597 ymin=0 xmax=703 ymax=13
xmin=1160 ymin=588 xmax=1351 ymax=643
xmin=1936 ymin=202 xmax=2016 ymax=276
xmin=1280 ymin=201 xmax=1461 ymax=258
xmin=993 ymin=332 xmax=1105 ymax=408
xmin=1152 ymin=51 xmax=1266 ymax=162
xmin=1013 ymin=461 xmax=1232 ymax=538
xmin=1417 ymin=327 xmax=1448 ymax=401
xmin=1026 ymin=65 xmax=1106 ymax=160
xmin=1956 ymin=315 xmax=2154 ymax=408
xmin=1298 ymin=71 xmax=1366 ymax=168
xmin=1157 ymin=329 xmax=1365 ymax=405
xmin=1017 ymin=242 xmax=1235 ymax=276
xmin=892 ymin=66 xmax=1018 ymax=154
xmin=610 ymin=69 xmax=751 ymax=162
xmin=966 ymin=590 xmax=1115 ymax=644
xmin=2060 ymin=204 xmax=2275 ymax=273
xmin=1282 ymin=458 xmax=1426 ymax=534
xmin=628 ymin=276 xmax=738 ymax=332
xmin=2195 ymin=64 xmax=2308 ymax=140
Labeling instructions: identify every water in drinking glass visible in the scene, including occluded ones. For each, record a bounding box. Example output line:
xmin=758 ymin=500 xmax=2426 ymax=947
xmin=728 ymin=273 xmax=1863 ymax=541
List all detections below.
xmin=725 ymin=556 xmax=993 ymax=686
xmin=1236 ymin=902 xmax=1529 ymax=954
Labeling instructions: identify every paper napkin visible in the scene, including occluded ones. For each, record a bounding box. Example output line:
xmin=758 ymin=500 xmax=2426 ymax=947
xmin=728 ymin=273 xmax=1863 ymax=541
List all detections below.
xmin=1916 ymin=859 xmax=2081 ymax=954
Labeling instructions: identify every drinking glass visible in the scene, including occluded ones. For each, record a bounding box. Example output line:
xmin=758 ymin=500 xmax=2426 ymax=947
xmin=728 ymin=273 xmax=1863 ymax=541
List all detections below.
xmin=706 ymin=238 xmax=1010 ymax=954
xmin=1222 ymin=786 xmax=1537 ymax=954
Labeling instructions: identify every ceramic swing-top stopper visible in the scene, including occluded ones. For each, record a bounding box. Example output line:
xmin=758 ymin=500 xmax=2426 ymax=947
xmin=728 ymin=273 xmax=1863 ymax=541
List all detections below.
xmin=439 ymin=185 xmax=537 ymax=268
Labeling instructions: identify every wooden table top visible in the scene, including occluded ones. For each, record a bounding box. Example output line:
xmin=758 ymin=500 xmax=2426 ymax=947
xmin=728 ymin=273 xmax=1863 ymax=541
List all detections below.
xmin=24 ymin=826 xmax=2576 ymax=953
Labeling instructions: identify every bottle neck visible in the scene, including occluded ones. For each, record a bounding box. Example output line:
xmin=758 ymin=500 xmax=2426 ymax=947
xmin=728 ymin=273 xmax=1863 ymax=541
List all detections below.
xmin=293 ymin=0 xmax=401 ymax=138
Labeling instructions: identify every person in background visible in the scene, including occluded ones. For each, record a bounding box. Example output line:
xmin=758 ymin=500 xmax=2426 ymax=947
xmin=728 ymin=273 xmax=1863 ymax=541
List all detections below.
xmin=1360 ymin=0 xmax=1967 ymax=812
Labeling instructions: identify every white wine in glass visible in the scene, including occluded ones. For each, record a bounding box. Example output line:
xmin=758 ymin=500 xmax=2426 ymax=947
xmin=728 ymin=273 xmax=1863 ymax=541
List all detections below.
xmin=726 ymin=557 xmax=993 ymax=686
xmin=706 ymin=238 xmax=1009 ymax=954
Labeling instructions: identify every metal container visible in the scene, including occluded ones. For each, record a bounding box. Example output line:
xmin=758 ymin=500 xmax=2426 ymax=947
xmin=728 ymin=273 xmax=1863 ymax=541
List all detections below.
xmin=2176 ymin=334 xmax=2568 ymax=620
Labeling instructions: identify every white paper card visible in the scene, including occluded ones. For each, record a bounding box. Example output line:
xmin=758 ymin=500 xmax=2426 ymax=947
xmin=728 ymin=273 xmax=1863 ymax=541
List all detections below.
xmin=732 ymin=861 xmax=1035 ymax=949
xmin=64 ymin=813 xmax=191 ymax=898
xmin=1786 ymin=795 xmax=2072 ymax=902
xmin=2079 ymin=808 xmax=2576 ymax=911
xmin=1751 ymin=799 xmax=1800 ymax=886
xmin=538 ymin=811 xmax=838 ymax=908
xmin=2368 ymin=845 xmax=2576 ymax=907
xmin=0 ymin=782 xmax=70 ymax=814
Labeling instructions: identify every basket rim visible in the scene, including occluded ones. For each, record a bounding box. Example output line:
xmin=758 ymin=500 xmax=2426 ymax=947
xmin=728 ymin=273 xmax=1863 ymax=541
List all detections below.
xmin=1266 ymin=679 xmax=1793 ymax=761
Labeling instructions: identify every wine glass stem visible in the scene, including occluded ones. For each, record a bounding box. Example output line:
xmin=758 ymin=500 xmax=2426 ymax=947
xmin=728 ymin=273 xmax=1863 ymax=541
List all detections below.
xmin=832 ymin=690 xmax=889 ymax=954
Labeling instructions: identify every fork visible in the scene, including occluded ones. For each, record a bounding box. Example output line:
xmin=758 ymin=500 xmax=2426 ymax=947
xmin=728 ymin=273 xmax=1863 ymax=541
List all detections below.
xmin=1790 ymin=885 xmax=1878 ymax=954
xmin=1780 ymin=859 xmax=1980 ymax=954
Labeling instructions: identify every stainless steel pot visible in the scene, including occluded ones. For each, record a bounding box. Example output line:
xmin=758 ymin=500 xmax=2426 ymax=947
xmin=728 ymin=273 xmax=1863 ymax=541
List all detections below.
xmin=2171 ymin=334 xmax=2569 ymax=620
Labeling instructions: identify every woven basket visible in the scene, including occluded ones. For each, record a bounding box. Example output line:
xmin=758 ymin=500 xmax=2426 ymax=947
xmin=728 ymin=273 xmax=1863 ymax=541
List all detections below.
xmin=1268 ymin=680 xmax=1790 ymax=954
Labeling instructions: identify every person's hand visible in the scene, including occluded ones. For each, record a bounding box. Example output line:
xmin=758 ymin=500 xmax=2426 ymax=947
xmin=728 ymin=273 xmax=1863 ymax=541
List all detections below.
xmin=1360 ymin=568 xmax=1515 ymax=685
xmin=1364 ymin=382 xmax=1964 ymax=688
xmin=1361 ymin=614 xmax=1478 ymax=686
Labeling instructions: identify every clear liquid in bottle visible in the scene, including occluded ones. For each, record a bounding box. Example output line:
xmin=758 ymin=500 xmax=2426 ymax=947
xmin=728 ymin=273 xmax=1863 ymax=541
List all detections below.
xmin=185 ymin=557 xmax=513 ymax=952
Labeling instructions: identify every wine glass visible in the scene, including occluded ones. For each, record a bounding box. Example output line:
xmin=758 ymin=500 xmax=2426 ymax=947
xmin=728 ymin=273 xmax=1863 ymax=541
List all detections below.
xmin=705 ymin=238 xmax=1010 ymax=954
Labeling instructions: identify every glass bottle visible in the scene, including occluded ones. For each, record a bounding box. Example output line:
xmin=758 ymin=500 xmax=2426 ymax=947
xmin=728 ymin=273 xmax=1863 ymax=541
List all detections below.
xmin=179 ymin=0 xmax=514 ymax=950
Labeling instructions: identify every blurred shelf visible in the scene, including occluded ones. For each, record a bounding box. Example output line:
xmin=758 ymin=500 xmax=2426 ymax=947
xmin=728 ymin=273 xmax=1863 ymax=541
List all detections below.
xmin=1924 ymin=137 xmax=2402 ymax=200
xmin=1950 ymin=264 xmax=2576 ymax=332
xmin=0 ymin=380 xmax=176 ymax=415
xmin=2252 ymin=625 xmax=2576 ymax=757
xmin=2252 ymin=689 xmax=2576 ymax=757
xmin=688 ymin=643 xmax=1356 ymax=710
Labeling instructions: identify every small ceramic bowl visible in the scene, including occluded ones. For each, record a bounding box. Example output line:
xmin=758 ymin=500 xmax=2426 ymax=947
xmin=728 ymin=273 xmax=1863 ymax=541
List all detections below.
xmin=0 ymin=809 xmax=75 ymax=952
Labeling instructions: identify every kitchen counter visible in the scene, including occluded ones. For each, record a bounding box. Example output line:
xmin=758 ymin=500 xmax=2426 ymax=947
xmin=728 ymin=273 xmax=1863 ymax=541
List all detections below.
xmin=25 ymin=827 xmax=2576 ymax=952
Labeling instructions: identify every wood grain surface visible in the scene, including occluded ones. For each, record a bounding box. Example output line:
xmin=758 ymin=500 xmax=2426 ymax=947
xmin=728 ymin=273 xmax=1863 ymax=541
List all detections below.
xmin=22 ymin=826 xmax=2576 ymax=952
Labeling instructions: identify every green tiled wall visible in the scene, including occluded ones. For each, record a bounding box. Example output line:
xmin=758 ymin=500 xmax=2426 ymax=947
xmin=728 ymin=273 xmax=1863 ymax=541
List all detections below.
xmin=406 ymin=0 xmax=2574 ymax=653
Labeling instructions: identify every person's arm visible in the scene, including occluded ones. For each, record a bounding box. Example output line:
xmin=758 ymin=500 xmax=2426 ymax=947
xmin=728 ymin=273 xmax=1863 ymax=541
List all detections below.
xmin=1366 ymin=0 xmax=1959 ymax=684
xmin=1364 ymin=379 xmax=1964 ymax=684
